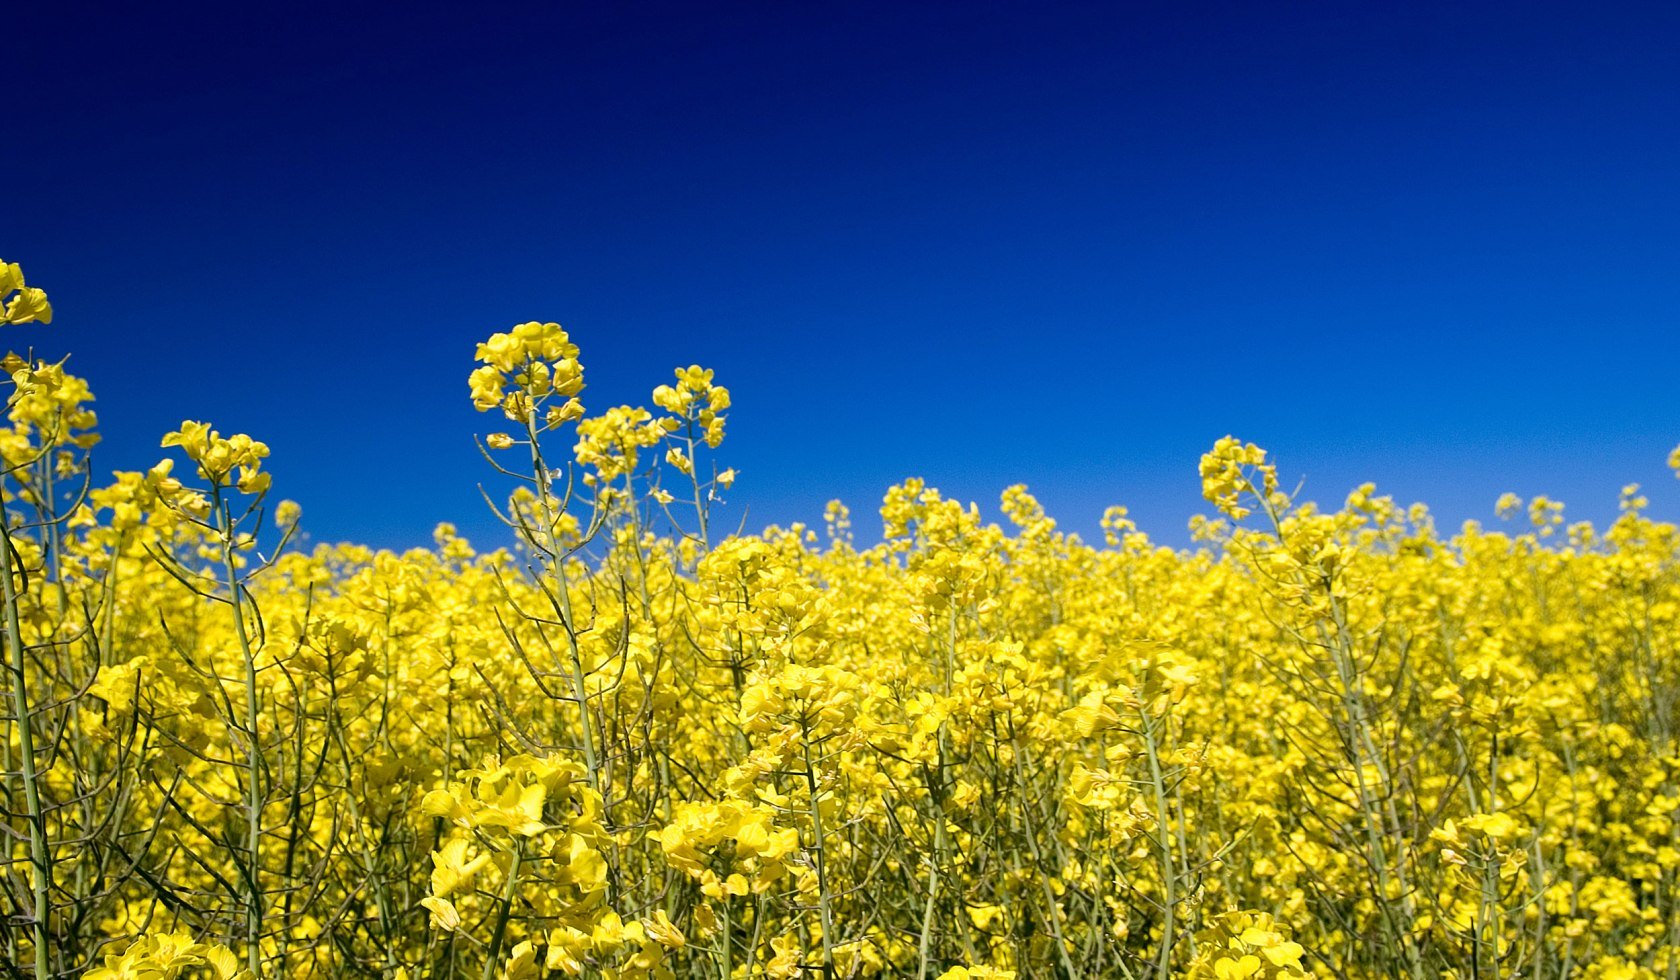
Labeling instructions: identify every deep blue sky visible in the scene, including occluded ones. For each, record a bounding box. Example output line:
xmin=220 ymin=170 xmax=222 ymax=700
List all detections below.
xmin=11 ymin=1 xmax=1679 ymax=550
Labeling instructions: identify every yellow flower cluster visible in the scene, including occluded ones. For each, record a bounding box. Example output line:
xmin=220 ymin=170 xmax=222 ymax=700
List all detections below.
xmin=656 ymin=800 xmax=801 ymax=898
xmin=575 ymin=405 xmax=668 ymax=484
xmin=1186 ymin=912 xmax=1307 ymax=979
xmin=160 ymin=420 xmax=272 ymax=493
xmin=0 ymin=258 xmax=52 ymax=325
xmin=7 ymin=265 xmax=1680 ymax=980
xmin=83 ymin=932 xmax=249 ymax=980
xmin=652 ymin=364 xmax=729 ymax=450
xmin=1199 ymin=435 xmax=1278 ymax=520
xmin=470 ymin=321 xmax=586 ymax=426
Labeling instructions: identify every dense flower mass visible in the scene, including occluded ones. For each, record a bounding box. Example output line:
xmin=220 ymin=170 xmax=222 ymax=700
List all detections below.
xmin=5 ymin=258 xmax=1680 ymax=978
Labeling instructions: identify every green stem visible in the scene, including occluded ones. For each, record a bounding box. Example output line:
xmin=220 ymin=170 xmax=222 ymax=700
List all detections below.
xmin=802 ymin=733 xmax=837 ymax=979
xmin=1140 ymin=706 xmax=1175 ymax=979
xmin=1 ymin=503 xmax=52 ymax=979
xmin=481 ymin=843 xmax=524 ymax=980
xmin=218 ymin=495 xmax=265 ymax=977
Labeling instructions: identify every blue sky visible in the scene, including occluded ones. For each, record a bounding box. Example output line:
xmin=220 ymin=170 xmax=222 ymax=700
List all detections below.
xmin=11 ymin=0 xmax=1679 ymax=550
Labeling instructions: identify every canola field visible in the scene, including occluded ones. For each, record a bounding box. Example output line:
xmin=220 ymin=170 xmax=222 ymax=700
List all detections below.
xmin=4 ymin=260 xmax=1680 ymax=979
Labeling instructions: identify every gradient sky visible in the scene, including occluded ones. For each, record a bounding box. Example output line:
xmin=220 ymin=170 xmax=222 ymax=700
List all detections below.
xmin=11 ymin=0 xmax=1679 ymax=551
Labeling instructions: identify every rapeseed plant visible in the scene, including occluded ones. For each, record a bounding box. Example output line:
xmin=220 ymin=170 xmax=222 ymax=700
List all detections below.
xmin=3 ymin=259 xmax=1680 ymax=977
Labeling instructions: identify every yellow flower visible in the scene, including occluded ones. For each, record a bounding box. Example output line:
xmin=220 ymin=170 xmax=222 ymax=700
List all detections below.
xmin=643 ymin=909 xmax=685 ymax=948
xmin=421 ymin=896 xmax=462 ymax=931
xmin=1462 ymin=811 xmax=1520 ymax=841
xmin=0 ymin=260 xmax=52 ymax=325
xmin=503 ymin=940 xmax=540 ymax=980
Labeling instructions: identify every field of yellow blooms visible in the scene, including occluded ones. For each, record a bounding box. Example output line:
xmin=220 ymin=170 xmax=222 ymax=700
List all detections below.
xmin=4 ymin=259 xmax=1680 ymax=979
